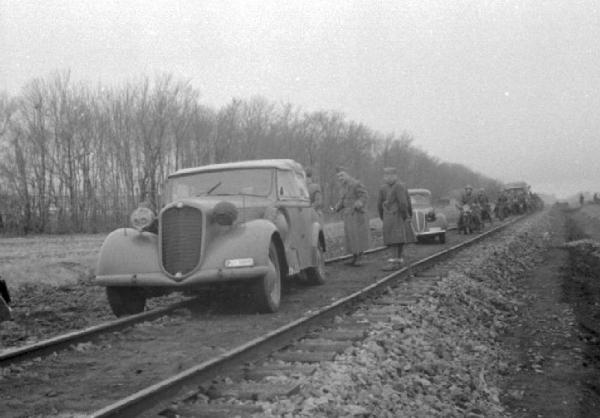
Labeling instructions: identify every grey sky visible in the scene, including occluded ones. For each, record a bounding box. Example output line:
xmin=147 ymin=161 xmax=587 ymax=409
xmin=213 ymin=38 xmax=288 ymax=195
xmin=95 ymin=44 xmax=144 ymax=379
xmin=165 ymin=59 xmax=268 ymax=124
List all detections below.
xmin=1 ymin=0 xmax=599 ymax=197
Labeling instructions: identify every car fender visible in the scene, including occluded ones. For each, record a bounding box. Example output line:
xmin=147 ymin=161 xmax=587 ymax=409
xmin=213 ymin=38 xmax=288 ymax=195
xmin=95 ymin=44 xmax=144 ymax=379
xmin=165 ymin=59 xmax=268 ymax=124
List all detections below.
xmin=430 ymin=212 xmax=448 ymax=230
xmin=201 ymin=219 xmax=282 ymax=271
xmin=97 ymin=228 xmax=161 ymax=277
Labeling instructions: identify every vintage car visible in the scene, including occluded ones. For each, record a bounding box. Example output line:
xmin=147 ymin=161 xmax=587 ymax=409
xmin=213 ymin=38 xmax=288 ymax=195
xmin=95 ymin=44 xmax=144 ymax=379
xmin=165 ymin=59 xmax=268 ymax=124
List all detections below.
xmin=95 ymin=159 xmax=326 ymax=316
xmin=408 ymin=188 xmax=448 ymax=244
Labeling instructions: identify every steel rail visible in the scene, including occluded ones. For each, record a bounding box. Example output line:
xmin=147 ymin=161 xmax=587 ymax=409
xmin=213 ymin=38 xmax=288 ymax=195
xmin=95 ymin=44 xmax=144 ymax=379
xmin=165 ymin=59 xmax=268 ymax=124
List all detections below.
xmin=0 ymin=234 xmax=390 ymax=365
xmin=0 ymin=299 xmax=193 ymax=365
xmin=90 ymin=215 xmax=526 ymax=418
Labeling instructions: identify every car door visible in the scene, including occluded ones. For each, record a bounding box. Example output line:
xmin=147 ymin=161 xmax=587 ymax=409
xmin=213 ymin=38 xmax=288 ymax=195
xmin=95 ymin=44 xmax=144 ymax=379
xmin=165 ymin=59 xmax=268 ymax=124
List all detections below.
xmin=275 ymin=169 xmax=312 ymax=275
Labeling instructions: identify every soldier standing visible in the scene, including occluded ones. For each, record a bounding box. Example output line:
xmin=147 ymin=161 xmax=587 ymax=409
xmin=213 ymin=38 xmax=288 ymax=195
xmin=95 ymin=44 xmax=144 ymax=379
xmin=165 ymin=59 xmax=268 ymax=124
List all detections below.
xmin=377 ymin=167 xmax=415 ymax=271
xmin=305 ymin=167 xmax=323 ymax=216
xmin=334 ymin=168 xmax=370 ymax=266
xmin=457 ymin=185 xmax=478 ymax=230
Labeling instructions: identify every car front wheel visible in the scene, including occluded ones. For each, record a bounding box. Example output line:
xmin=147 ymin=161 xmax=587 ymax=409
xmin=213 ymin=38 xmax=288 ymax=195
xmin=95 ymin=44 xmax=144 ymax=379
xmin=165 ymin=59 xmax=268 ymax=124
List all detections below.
xmin=253 ymin=241 xmax=282 ymax=313
xmin=439 ymin=232 xmax=446 ymax=244
xmin=106 ymin=286 xmax=146 ymax=317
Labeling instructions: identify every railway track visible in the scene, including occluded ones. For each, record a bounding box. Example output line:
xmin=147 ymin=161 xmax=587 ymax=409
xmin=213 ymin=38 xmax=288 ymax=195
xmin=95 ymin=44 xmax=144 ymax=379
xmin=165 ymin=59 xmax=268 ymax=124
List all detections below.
xmin=88 ymin=215 xmax=526 ymax=418
xmin=0 ymin=216 xmax=527 ymax=418
xmin=0 ymin=245 xmax=390 ymax=368
xmin=0 ymin=227 xmax=456 ymax=367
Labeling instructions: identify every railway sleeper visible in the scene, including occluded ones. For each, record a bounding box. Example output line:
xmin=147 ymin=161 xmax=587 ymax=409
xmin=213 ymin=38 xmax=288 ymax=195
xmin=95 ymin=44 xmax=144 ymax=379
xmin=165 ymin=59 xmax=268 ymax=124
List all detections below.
xmin=172 ymin=271 xmax=457 ymax=416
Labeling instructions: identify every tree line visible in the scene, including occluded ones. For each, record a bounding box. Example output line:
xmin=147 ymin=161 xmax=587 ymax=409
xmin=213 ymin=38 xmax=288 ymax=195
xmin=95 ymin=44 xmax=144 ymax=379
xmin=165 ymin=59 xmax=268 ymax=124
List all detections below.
xmin=0 ymin=71 xmax=502 ymax=234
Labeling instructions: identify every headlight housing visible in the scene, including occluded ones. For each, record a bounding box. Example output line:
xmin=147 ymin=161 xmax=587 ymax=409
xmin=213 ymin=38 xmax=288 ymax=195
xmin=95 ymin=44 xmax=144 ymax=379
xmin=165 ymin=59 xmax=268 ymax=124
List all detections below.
xmin=130 ymin=206 xmax=155 ymax=231
xmin=426 ymin=210 xmax=436 ymax=222
xmin=213 ymin=201 xmax=238 ymax=226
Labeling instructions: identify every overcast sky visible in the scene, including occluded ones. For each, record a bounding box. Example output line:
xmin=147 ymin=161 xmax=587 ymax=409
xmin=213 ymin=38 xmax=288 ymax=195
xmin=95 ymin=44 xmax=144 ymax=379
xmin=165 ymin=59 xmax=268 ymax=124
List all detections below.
xmin=1 ymin=0 xmax=599 ymax=198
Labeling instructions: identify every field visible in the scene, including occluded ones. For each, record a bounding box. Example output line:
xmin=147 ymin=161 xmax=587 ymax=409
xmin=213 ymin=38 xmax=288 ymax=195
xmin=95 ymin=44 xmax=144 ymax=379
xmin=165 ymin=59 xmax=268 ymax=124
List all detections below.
xmin=0 ymin=234 xmax=104 ymax=287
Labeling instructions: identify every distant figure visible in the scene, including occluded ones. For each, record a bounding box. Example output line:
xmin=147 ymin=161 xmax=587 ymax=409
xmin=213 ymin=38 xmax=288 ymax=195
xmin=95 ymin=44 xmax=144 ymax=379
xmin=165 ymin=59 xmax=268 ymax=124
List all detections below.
xmin=334 ymin=169 xmax=370 ymax=266
xmin=305 ymin=167 xmax=323 ymax=216
xmin=0 ymin=277 xmax=12 ymax=322
xmin=477 ymin=188 xmax=493 ymax=225
xmin=580 ymin=193 xmax=585 ymax=206
xmin=377 ymin=167 xmax=415 ymax=271
xmin=457 ymin=185 xmax=481 ymax=231
xmin=459 ymin=185 xmax=476 ymax=206
xmin=594 ymin=193 xmax=599 ymax=204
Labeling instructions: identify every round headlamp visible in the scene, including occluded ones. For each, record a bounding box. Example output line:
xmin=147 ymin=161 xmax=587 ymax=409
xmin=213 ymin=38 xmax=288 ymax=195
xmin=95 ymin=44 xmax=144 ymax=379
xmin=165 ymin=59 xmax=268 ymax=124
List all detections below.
xmin=426 ymin=210 xmax=436 ymax=222
xmin=213 ymin=201 xmax=238 ymax=226
xmin=130 ymin=206 xmax=155 ymax=231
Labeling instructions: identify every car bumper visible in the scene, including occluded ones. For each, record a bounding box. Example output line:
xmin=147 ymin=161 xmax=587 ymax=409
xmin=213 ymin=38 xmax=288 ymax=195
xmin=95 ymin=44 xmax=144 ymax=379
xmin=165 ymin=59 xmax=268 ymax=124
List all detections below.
xmin=415 ymin=227 xmax=444 ymax=236
xmin=95 ymin=266 xmax=270 ymax=287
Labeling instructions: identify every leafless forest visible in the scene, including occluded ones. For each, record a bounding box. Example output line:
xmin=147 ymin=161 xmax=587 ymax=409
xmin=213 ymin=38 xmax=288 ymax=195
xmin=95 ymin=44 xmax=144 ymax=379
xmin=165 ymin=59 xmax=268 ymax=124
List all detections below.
xmin=0 ymin=72 xmax=501 ymax=234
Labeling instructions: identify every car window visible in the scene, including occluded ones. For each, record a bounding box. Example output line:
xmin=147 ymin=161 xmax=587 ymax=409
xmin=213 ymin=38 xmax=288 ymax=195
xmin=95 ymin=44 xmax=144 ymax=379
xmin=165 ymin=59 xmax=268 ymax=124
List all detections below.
xmin=277 ymin=170 xmax=306 ymax=200
xmin=295 ymin=172 xmax=309 ymax=199
xmin=410 ymin=193 xmax=431 ymax=207
xmin=167 ymin=168 xmax=274 ymax=201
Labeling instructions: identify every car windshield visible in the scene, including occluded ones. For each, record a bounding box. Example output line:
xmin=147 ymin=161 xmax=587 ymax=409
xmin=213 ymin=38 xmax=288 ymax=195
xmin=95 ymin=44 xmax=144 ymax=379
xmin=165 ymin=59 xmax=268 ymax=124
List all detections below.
xmin=410 ymin=193 xmax=431 ymax=207
xmin=167 ymin=168 xmax=274 ymax=201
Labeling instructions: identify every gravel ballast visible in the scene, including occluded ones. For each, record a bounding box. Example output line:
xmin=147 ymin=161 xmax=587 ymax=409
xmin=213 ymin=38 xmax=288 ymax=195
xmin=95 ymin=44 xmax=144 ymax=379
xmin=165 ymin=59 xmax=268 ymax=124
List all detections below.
xmin=252 ymin=211 xmax=561 ymax=417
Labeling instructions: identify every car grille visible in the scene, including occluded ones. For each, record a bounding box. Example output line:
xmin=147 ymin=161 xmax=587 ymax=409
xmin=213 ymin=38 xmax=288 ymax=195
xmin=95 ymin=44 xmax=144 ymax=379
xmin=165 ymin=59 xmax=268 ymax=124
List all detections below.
xmin=161 ymin=205 xmax=203 ymax=277
xmin=415 ymin=210 xmax=426 ymax=232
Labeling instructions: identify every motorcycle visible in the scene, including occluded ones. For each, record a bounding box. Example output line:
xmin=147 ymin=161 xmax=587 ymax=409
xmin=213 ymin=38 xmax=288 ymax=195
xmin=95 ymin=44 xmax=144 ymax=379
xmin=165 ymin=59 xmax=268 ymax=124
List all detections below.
xmin=458 ymin=204 xmax=478 ymax=234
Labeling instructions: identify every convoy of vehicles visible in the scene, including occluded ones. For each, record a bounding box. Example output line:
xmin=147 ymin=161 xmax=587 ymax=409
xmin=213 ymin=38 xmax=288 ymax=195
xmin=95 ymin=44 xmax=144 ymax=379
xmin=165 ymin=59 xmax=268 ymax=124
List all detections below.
xmin=95 ymin=162 xmax=541 ymax=317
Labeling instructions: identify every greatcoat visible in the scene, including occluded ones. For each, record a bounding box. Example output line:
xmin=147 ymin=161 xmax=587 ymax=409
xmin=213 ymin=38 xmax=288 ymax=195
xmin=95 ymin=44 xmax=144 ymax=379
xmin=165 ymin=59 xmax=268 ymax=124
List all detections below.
xmin=377 ymin=181 xmax=416 ymax=245
xmin=335 ymin=177 xmax=370 ymax=254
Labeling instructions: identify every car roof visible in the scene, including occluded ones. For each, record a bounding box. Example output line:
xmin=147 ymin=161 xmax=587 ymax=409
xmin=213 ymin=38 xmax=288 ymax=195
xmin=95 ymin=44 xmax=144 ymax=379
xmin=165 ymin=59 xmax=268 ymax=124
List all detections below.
xmin=408 ymin=188 xmax=431 ymax=196
xmin=169 ymin=159 xmax=304 ymax=178
xmin=504 ymin=181 xmax=528 ymax=190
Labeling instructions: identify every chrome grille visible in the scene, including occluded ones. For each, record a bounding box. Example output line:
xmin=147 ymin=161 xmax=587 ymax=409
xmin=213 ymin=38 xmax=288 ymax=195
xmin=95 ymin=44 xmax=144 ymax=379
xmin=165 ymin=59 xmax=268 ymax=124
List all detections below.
xmin=415 ymin=211 xmax=425 ymax=232
xmin=161 ymin=206 xmax=203 ymax=276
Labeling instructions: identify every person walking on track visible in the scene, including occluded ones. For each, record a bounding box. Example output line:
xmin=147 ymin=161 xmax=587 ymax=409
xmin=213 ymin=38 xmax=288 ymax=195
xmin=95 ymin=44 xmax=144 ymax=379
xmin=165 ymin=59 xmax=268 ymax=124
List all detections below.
xmin=377 ymin=167 xmax=415 ymax=271
xmin=334 ymin=168 xmax=370 ymax=266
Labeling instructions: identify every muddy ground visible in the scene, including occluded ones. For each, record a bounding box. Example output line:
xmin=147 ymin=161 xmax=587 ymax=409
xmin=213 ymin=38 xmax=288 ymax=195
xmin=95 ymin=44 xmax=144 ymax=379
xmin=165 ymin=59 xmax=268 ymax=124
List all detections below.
xmin=501 ymin=204 xmax=600 ymax=417
xmin=0 ymin=221 xmax=378 ymax=349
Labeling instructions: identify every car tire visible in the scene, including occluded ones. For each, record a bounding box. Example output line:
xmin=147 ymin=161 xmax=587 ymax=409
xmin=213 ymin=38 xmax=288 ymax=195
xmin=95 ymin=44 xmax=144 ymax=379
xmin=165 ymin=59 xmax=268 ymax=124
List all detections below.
xmin=305 ymin=244 xmax=326 ymax=285
xmin=106 ymin=286 xmax=146 ymax=317
xmin=253 ymin=241 xmax=282 ymax=313
xmin=439 ymin=232 xmax=446 ymax=244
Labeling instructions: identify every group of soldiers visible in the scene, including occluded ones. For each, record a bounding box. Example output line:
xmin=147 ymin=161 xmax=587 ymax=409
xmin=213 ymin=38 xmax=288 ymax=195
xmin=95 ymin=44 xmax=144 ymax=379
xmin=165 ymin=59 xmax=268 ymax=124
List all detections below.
xmin=456 ymin=184 xmax=543 ymax=232
xmin=494 ymin=188 xmax=543 ymax=219
xmin=306 ymin=166 xmax=415 ymax=272
xmin=307 ymin=167 xmax=545 ymax=272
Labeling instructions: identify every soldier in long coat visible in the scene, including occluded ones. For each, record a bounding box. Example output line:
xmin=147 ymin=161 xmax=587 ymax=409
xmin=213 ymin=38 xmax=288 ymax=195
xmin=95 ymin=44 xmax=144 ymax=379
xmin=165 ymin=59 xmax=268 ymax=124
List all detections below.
xmin=377 ymin=167 xmax=415 ymax=270
xmin=334 ymin=170 xmax=370 ymax=266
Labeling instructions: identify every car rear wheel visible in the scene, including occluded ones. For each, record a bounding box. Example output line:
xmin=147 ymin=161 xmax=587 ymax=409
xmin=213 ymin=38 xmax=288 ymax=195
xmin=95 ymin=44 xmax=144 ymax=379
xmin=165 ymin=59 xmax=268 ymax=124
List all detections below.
xmin=305 ymin=244 xmax=326 ymax=285
xmin=253 ymin=241 xmax=282 ymax=313
xmin=439 ymin=232 xmax=446 ymax=244
xmin=106 ymin=286 xmax=146 ymax=317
